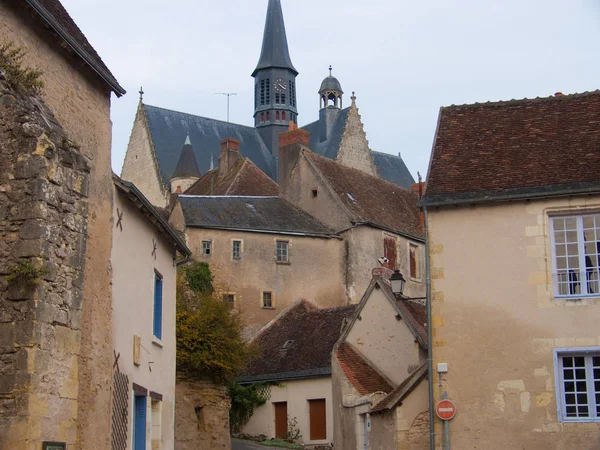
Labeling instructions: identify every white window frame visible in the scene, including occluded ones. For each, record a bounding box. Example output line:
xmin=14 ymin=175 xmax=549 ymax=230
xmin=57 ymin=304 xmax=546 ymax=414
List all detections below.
xmin=232 ymin=240 xmax=242 ymax=260
xmin=262 ymin=291 xmax=274 ymax=309
xmin=550 ymin=214 xmax=600 ymax=298
xmin=276 ymin=240 xmax=289 ymax=264
xmin=554 ymin=347 xmax=600 ymax=423
xmin=202 ymin=240 xmax=212 ymax=256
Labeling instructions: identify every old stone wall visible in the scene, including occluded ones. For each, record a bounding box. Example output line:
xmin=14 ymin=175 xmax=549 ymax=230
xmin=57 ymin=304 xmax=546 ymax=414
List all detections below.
xmin=175 ymin=378 xmax=231 ymax=450
xmin=336 ymin=102 xmax=377 ymax=177
xmin=0 ymin=76 xmax=90 ymax=449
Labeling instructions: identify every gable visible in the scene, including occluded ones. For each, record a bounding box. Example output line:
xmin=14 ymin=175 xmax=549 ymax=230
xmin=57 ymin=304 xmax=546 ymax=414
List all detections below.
xmin=336 ymin=103 xmax=377 ymax=176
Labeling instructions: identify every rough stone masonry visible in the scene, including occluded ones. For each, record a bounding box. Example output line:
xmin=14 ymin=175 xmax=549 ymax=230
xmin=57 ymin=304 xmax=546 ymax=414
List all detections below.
xmin=0 ymin=72 xmax=91 ymax=449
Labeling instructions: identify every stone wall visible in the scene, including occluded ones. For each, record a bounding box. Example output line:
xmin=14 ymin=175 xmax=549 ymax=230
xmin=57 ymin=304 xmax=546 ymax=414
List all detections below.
xmin=175 ymin=378 xmax=231 ymax=450
xmin=0 ymin=76 xmax=90 ymax=448
xmin=336 ymin=101 xmax=377 ymax=177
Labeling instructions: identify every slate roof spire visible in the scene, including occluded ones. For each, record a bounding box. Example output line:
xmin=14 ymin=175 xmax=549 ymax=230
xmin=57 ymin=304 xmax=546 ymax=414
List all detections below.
xmin=171 ymin=135 xmax=201 ymax=180
xmin=252 ymin=0 xmax=298 ymax=76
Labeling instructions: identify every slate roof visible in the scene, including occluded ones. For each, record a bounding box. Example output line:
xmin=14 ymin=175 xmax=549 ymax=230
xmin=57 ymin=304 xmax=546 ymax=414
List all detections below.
xmin=370 ymin=363 xmax=428 ymax=414
xmin=185 ymin=158 xmax=278 ymax=197
xmin=143 ymin=104 xmax=276 ymax=186
xmin=172 ymin=137 xmax=201 ymax=179
xmin=178 ymin=196 xmax=336 ymax=237
xmin=305 ymin=152 xmax=424 ymax=239
xmin=253 ymin=0 xmax=297 ymax=76
xmin=24 ymin=0 xmax=124 ymax=95
xmin=422 ymin=91 xmax=600 ymax=206
xmin=336 ymin=343 xmax=393 ymax=396
xmin=240 ymin=301 xmax=357 ymax=383
xmin=320 ymin=75 xmax=343 ymax=93
xmin=372 ymin=151 xmax=416 ymax=189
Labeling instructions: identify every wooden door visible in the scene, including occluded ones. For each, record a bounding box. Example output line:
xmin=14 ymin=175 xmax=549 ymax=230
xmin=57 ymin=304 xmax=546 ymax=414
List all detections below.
xmin=309 ymin=399 xmax=327 ymax=441
xmin=274 ymin=402 xmax=287 ymax=439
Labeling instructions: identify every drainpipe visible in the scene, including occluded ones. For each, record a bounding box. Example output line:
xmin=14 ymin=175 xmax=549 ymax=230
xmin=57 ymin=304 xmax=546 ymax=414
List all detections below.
xmin=424 ymin=206 xmax=435 ymax=450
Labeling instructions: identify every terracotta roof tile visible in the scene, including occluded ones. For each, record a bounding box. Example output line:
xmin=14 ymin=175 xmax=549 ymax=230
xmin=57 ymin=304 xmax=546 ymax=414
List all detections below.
xmin=241 ymin=301 xmax=357 ymax=381
xmin=397 ymin=298 xmax=427 ymax=346
xmin=423 ymin=91 xmax=600 ymax=205
xmin=305 ymin=152 xmax=424 ymax=239
xmin=371 ymin=363 xmax=427 ymax=413
xmin=336 ymin=343 xmax=393 ymax=396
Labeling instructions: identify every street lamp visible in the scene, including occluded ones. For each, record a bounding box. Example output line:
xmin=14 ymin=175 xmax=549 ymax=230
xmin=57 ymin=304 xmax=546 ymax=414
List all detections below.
xmin=390 ymin=270 xmax=406 ymax=296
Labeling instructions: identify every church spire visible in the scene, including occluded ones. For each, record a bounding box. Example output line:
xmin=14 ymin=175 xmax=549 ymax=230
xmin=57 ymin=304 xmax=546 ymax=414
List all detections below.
xmin=252 ymin=0 xmax=297 ymax=77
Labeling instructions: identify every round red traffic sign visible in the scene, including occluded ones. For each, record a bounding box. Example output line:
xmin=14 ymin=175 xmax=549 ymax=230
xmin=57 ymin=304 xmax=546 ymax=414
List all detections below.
xmin=436 ymin=399 xmax=456 ymax=421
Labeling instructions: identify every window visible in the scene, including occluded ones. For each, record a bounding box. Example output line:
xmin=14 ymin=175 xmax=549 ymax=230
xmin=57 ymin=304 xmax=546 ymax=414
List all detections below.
xmin=281 ymin=94 xmax=286 ymax=105
xmin=265 ymin=79 xmax=271 ymax=104
xmin=410 ymin=243 xmax=420 ymax=279
xmin=276 ymin=111 xmax=280 ymax=121
xmin=266 ymin=111 xmax=270 ymax=121
xmin=555 ymin=349 xmax=600 ymax=422
xmin=232 ymin=240 xmax=242 ymax=260
xmin=290 ymin=81 xmax=296 ymax=107
xmin=281 ymin=111 xmax=286 ymax=121
xmin=262 ymin=291 xmax=273 ymax=308
xmin=276 ymin=241 xmax=289 ymax=263
xmin=202 ymin=240 xmax=212 ymax=256
xmin=260 ymin=79 xmax=265 ymax=105
xmin=275 ymin=93 xmax=281 ymax=104
xmin=551 ymin=214 xmax=600 ymax=297
xmin=153 ymin=271 xmax=163 ymax=340
xmin=260 ymin=113 xmax=265 ymax=123
xmin=223 ymin=294 xmax=235 ymax=309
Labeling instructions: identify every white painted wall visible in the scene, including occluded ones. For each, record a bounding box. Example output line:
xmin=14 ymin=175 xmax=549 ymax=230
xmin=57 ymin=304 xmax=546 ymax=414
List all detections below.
xmin=112 ymin=187 xmax=178 ymax=450
xmin=242 ymin=377 xmax=333 ymax=446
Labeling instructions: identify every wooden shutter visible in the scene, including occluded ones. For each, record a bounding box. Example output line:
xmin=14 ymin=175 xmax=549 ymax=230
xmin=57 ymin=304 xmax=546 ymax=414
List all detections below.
xmin=309 ymin=399 xmax=327 ymax=440
xmin=274 ymin=402 xmax=288 ymax=439
xmin=153 ymin=277 xmax=163 ymax=340
xmin=133 ymin=395 xmax=147 ymax=450
xmin=410 ymin=245 xmax=417 ymax=278
xmin=384 ymin=237 xmax=397 ymax=270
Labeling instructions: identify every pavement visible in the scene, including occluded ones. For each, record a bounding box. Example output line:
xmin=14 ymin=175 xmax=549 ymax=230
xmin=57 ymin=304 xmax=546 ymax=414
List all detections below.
xmin=232 ymin=438 xmax=274 ymax=450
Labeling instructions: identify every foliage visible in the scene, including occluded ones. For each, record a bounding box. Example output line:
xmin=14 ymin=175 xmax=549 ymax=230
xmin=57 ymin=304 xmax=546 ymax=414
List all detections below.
xmin=176 ymin=263 xmax=254 ymax=384
xmin=283 ymin=416 xmax=302 ymax=444
xmin=5 ymin=259 xmax=49 ymax=286
xmin=229 ymin=382 xmax=271 ymax=434
xmin=0 ymin=42 xmax=44 ymax=94
xmin=181 ymin=261 xmax=213 ymax=295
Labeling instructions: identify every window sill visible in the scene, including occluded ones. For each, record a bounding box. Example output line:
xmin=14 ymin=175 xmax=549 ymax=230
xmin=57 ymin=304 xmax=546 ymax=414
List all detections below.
xmin=262 ymin=306 xmax=276 ymax=310
xmin=152 ymin=337 xmax=164 ymax=348
xmin=409 ymin=277 xmax=422 ymax=283
xmin=276 ymin=261 xmax=291 ymax=265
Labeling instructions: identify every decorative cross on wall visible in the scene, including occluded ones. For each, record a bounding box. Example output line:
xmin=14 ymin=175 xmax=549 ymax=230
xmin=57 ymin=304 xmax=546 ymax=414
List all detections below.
xmin=152 ymin=238 xmax=157 ymax=260
xmin=116 ymin=208 xmax=124 ymax=231
xmin=113 ymin=350 xmax=121 ymax=372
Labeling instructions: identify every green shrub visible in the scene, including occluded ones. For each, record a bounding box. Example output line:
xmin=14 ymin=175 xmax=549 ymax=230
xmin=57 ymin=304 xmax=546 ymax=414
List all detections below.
xmin=5 ymin=259 xmax=49 ymax=286
xmin=229 ymin=382 xmax=271 ymax=434
xmin=0 ymin=42 xmax=44 ymax=93
xmin=181 ymin=261 xmax=213 ymax=294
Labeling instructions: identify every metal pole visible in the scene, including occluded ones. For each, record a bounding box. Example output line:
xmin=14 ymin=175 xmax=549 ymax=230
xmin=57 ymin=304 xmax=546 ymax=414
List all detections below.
xmin=215 ymin=93 xmax=237 ymax=123
xmin=424 ymin=207 xmax=435 ymax=450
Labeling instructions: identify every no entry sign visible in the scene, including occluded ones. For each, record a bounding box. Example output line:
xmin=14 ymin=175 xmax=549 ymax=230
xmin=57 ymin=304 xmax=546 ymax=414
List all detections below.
xmin=436 ymin=399 xmax=456 ymax=421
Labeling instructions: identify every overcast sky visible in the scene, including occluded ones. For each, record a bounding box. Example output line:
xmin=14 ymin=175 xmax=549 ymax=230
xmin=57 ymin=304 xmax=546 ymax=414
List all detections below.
xmin=61 ymin=0 xmax=600 ymax=180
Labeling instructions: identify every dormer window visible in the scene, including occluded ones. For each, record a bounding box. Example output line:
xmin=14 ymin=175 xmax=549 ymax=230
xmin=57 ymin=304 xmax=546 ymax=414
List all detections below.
xmin=281 ymin=340 xmax=295 ymax=350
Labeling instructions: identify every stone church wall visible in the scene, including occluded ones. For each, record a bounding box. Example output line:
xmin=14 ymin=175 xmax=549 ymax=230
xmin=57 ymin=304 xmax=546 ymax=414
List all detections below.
xmin=175 ymin=378 xmax=232 ymax=450
xmin=1 ymin=3 xmax=115 ymax=448
xmin=336 ymin=103 xmax=378 ymax=177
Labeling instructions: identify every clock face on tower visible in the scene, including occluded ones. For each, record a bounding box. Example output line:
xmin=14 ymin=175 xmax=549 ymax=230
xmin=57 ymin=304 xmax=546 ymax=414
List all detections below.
xmin=274 ymin=78 xmax=288 ymax=92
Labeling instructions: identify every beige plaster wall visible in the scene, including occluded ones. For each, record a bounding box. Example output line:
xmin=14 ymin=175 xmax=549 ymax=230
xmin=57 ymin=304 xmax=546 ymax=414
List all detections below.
xmin=346 ymin=288 xmax=425 ymax=386
xmin=170 ymin=177 xmax=198 ymax=194
xmin=0 ymin=4 xmax=115 ymax=449
xmin=182 ymin=227 xmax=347 ymax=337
xmin=242 ymin=377 xmax=334 ymax=446
xmin=331 ymin=353 xmax=364 ymax=450
xmin=112 ymin=189 xmax=178 ymax=450
xmin=428 ymin=195 xmax=600 ymax=449
xmin=121 ymin=103 xmax=169 ymax=207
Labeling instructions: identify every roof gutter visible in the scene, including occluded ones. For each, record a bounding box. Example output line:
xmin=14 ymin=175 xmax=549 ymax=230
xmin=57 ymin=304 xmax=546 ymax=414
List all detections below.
xmin=185 ymin=224 xmax=341 ymax=240
xmin=424 ymin=207 xmax=435 ymax=450
xmin=25 ymin=0 xmax=126 ymax=96
xmin=337 ymin=221 xmax=426 ymax=244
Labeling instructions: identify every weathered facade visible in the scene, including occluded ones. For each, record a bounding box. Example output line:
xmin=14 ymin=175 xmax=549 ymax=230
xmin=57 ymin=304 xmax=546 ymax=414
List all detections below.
xmin=422 ymin=91 xmax=600 ymax=449
xmin=0 ymin=1 xmax=124 ymax=448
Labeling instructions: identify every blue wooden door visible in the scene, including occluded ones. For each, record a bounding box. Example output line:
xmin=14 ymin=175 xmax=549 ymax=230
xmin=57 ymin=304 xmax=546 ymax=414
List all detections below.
xmin=133 ymin=394 xmax=147 ymax=450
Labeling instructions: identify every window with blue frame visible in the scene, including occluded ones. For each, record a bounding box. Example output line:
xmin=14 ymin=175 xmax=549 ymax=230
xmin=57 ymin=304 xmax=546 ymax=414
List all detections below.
xmin=153 ymin=270 xmax=163 ymax=340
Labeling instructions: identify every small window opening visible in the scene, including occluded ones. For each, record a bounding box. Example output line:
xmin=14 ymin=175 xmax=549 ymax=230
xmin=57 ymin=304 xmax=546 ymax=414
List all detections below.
xmin=266 ymin=111 xmax=270 ymax=121
xmin=260 ymin=113 xmax=265 ymax=123
xmin=262 ymin=292 xmax=273 ymax=308
xmin=276 ymin=111 xmax=280 ymax=120
xmin=202 ymin=241 xmax=212 ymax=256
xmin=223 ymin=294 xmax=235 ymax=309
xmin=311 ymin=188 xmax=318 ymax=198
xmin=281 ymin=111 xmax=286 ymax=121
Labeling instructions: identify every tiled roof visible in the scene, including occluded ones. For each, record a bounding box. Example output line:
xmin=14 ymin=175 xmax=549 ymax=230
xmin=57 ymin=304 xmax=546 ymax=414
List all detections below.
xmin=143 ymin=105 xmax=276 ymax=186
xmin=422 ymin=91 xmax=600 ymax=206
xmin=178 ymin=196 xmax=336 ymax=237
xmin=185 ymin=159 xmax=278 ymax=196
xmin=370 ymin=363 xmax=427 ymax=414
xmin=397 ymin=297 xmax=427 ymax=346
xmin=240 ymin=301 xmax=357 ymax=382
xmin=336 ymin=343 xmax=393 ymax=396
xmin=24 ymin=0 xmax=124 ymax=95
xmin=305 ymin=152 xmax=424 ymax=239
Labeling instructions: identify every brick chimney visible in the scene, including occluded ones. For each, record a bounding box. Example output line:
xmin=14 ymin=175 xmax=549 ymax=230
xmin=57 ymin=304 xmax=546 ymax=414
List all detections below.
xmin=278 ymin=128 xmax=310 ymax=199
xmin=411 ymin=173 xmax=425 ymax=229
xmin=218 ymin=138 xmax=242 ymax=178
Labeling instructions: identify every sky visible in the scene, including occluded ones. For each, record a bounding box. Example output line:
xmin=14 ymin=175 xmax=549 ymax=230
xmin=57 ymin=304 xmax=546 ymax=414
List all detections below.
xmin=60 ymin=0 xmax=600 ymax=180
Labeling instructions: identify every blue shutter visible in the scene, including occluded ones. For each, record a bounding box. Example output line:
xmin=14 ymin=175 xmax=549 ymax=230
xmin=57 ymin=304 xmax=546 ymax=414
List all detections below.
xmin=133 ymin=394 xmax=147 ymax=450
xmin=153 ymin=276 xmax=163 ymax=340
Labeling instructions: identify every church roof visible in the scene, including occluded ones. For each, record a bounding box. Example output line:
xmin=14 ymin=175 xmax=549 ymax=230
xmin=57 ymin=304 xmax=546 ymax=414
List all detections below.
xmin=252 ymin=0 xmax=298 ymax=76
xmin=143 ymin=104 xmax=277 ymax=186
xmin=185 ymin=158 xmax=278 ymax=196
xmin=302 ymin=109 xmax=416 ymax=189
xmin=178 ymin=196 xmax=336 ymax=237
xmin=171 ymin=136 xmax=201 ymax=180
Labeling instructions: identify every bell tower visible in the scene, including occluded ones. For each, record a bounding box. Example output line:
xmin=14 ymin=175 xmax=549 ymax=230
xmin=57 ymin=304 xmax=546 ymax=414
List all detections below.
xmin=253 ymin=0 xmax=298 ymax=159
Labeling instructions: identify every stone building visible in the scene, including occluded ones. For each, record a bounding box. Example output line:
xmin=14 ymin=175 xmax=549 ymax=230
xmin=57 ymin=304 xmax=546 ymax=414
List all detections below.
xmin=332 ymin=268 xmax=429 ymax=450
xmin=120 ymin=0 xmax=414 ymax=208
xmin=0 ymin=1 xmax=124 ymax=448
xmin=239 ymin=300 xmax=357 ymax=447
xmin=421 ymin=91 xmax=600 ymax=448
xmin=111 ymin=175 xmax=191 ymax=450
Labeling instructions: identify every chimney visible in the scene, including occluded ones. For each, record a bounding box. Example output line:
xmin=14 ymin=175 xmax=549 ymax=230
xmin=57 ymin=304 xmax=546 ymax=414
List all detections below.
xmin=411 ymin=173 xmax=425 ymax=230
xmin=555 ymin=92 xmax=563 ymax=97
xmin=278 ymin=128 xmax=310 ymax=199
xmin=218 ymin=138 xmax=242 ymax=178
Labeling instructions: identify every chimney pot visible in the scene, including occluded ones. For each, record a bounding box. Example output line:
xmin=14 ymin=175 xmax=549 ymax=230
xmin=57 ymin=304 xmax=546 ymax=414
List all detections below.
xmin=220 ymin=137 xmax=240 ymax=153
xmin=555 ymin=92 xmax=563 ymax=97
xmin=279 ymin=128 xmax=310 ymax=148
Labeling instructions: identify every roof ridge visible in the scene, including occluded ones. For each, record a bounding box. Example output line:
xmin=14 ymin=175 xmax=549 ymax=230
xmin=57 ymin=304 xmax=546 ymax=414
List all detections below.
xmin=443 ymin=90 xmax=600 ymax=110
xmin=225 ymin=158 xmax=248 ymax=195
xmin=143 ymin=104 xmax=258 ymax=131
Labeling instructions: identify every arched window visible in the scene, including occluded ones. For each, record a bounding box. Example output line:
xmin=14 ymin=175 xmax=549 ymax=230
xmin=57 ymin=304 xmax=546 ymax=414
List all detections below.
xmin=266 ymin=111 xmax=270 ymax=121
xmin=260 ymin=113 xmax=265 ymax=123
xmin=281 ymin=111 xmax=286 ymax=121
xmin=276 ymin=111 xmax=280 ymax=120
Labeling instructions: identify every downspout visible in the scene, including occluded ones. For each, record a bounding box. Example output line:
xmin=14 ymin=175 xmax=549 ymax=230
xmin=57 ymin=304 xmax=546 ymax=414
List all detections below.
xmin=424 ymin=206 xmax=435 ymax=450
